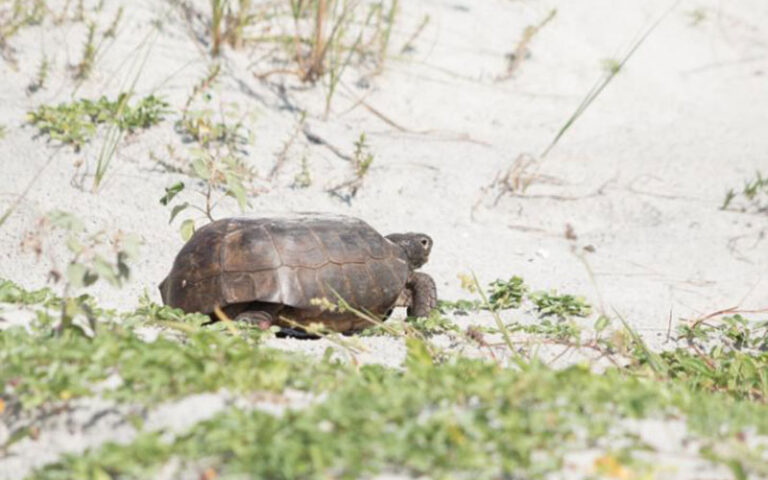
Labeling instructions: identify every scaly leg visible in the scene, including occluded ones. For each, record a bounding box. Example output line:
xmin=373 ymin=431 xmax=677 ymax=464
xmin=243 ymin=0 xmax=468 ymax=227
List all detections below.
xmin=406 ymin=272 xmax=437 ymax=318
xmin=234 ymin=310 xmax=274 ymax=330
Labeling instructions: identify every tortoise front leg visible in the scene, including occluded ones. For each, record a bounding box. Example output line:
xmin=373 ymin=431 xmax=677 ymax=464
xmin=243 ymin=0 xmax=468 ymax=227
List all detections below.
xmin=406 ymin=272 xmax=437 ymax=318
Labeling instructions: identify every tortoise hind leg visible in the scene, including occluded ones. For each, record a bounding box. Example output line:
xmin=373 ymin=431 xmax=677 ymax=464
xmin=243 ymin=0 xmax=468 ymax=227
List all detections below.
xmin=234 ymin=308 xmax=319 ymax=339
xmin=234 ymin=310 xmax=274 ymax=330
xmin=406 ymin=272 xmax=437 ymax=318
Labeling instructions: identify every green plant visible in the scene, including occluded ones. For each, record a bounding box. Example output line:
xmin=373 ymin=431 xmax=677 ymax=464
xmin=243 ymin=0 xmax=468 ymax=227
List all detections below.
xmin=164 ymin=95 xmax=254 ymax=240
xmin=528 ymin=290 xmax=592 ymax=318
xmin=103 ymin=6 xmax=123 ymax=37
xmin=208 ymin=0 xmax=253 ymax=55
xmin=327 ymin=132 xmax=374 ymax=201
xmin=722 ymin=171 xmax=768 ymax=213
xmin=26 ymin=326 xmax=768 ymax=479
xmin=27 ymin=53 xmax=49 ymax=93
xmin=663 ymin=315 xmax=768 ymax=401
xmin=688 ymin=8 xmax=707 ymax=26
xmin=488 ymin=276 xmax=527 ymax=310
xmin=0 ymin=0 xmax=46 ymax=65
xmin=362 ymin=310 xmax=459 ymax=337
xmin=74 ymin=21 xmax=96 ymax=79
xmin=482 ymin=3 xmax=678 ymax=202
xmin=27 ymin=94 xmax=169 ymax=151
xmin=508 ymin=317 xmax=583 ymax=342
xmin=399 ymin=13 xmax=429 ymax=54
xmin=254 ymin=0 xmax=398 ymax=113
xmin=159 ymin=148 xmax=251 ymax=241
xmin=292 ymin=156 xmax=312 ymax=188
xmin=19 ymin=211 xmax=141 ymax=334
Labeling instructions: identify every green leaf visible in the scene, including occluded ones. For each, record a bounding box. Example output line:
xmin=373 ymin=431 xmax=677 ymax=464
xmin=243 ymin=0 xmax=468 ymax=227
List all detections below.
xmin=47 ymin=210 xmax=84 ymax=233
xmin=120 ymin=234 xmax=142 ymax=259
xmin=66 ymin=235 xmax=84 ymax=254
xmin=66 ymin=263 xmax=88 ymax=288
xmin=191 ymin=158 xmax=211 ymax=180
xmin=405 ymin=337 xmax=433 ymax=374
xmin=225 ymin=172 xmax=247 ymax=211
xmin=594 ymin=315 xmax=610 ymax=333
xmin=93 ymin=256 xmax=120 ymax=286
xmin=169 ymin=202 xmax=189 ymax=224
xmin=180 ymin=219 xmax=196 ymax=242
xmin=159 ymin=182 xmax=185 ymax=206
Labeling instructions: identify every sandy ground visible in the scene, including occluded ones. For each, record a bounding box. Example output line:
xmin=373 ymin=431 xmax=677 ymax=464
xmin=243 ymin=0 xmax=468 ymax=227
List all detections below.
xmin=1 ymin=0 xmax=767 ymax=477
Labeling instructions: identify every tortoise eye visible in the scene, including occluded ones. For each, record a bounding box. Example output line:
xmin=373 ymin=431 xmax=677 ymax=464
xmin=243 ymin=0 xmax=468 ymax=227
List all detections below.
xmin=420 ymin=238 xmax=430 ymax=249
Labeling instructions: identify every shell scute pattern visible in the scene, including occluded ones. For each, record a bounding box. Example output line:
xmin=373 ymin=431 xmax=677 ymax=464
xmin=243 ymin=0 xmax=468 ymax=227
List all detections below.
xmin=161 ymin=216 xmax=409 ymax=317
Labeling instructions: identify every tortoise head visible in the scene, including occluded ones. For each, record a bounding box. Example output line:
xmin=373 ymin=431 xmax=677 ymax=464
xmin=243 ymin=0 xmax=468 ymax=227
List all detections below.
xmin=385 ymin=233 xmax=433 ymax=270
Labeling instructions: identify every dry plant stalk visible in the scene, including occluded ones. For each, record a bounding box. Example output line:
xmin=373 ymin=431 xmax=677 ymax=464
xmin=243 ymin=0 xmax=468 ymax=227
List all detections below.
xmin=497 ymin=9 xmax=556 ymax=80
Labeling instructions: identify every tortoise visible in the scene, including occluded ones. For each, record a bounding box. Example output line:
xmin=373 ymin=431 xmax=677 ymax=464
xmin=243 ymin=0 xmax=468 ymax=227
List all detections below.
xmin=159 ymin=214 xmax=437 ymax=334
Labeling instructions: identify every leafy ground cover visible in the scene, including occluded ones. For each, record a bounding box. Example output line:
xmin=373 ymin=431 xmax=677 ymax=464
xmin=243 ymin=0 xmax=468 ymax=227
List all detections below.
xmin=1 ymin=279 xmax=767 ymax=479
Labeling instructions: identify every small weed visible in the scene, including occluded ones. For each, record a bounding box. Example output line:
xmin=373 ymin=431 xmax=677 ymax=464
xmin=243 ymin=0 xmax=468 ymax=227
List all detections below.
xmin=159 ymin=148 xmax=252 ymax=241
xmin=601 ymin=57 xmax=622 ymax=75
xmin=0 ymin=0 xmax=46 ymax=64
xmin=529 ymin=290 xmax=592 ymax=318
xmin=0 ymin=124 xmax=6 ymax=139
xmin=538 ymin=5 xmax=676 ymax=160
xmin=399 ymin=13 xmax=429 ymax=54
xmin=27 ymin=53 xmax=49 ymax=94
xmin=327 ymin=132 xmax=374 ymax=202
xmin=481 ymin=3 xmax=678 ymax=204
xmin=28 ymin=94 xmax=170 ymax=151
xmin=210 ymin=0 xmax=228 ymax=56
xmin=255 ymin=0 xmax=399 ymax=113
xmin=721 ymin=171 xmax=768 ymax=213
xmin=291 ymin=156 xmax=312 ymax=188
xmin=74 ymin=21 xmax=96 ymax=80
xmin=209 ymin=0 xmax=253 ymax=55
xmin=363 ymin=310 xmax=459 ymax=337
xmin=163 ymin=71 xmax=256 ymax=240
xmin=488 ymin=276 xmax=527 ymax=310
xmin=508 ymin=317 xmax=583 ymax=342
xmin=438 ymin=298 xmax=481 ymax=314
xmin=498 ymin=9 xmax=556 ymax=80
xmin=688 ymin=8 xmax=707 ymax=26
xmin=664 ymin=315 xmax=768 ymax=401
xmin=103 ymin=6 xmax=124 ymax=38
xmin=19 ymin=210 xmax=141 ymax=334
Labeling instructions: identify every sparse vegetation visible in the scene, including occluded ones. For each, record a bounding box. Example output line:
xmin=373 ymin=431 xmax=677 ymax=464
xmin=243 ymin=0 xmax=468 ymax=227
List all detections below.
xmin=2 ymin=3 xmax=767 ymax=479
xmin=208 ymin=0 xmax=253 ymax=56
xmin=159 ymin=147 xmax=252 ymax=241
xmin=74 ymin=21 xmax=97 ymax=79
xmin=163 ymin=86 xmax=255 ymax=240
xmin=18 ymin=211 xmax=141 ymax=335
xmin=27 ymin=94 xmax=169 ymax=151
xmin=0 ymin=278 xmax=764 ymax=479
xmin=498 ymin=9 xmax=556 ymax=80
xmin=722 ymin=171 xmax=768 ymax=213
xmin=529 ymin=290 xmax=592 ymax=318
xmin=327 ymin=132 xmax=375 ymax=201
xmin=26 ymin=53 xmax=48 ymax=93
xmin=292 ymin=156 xmax=312 ymax=188
xmin=488 ymin=275 xmax=527 ymax=310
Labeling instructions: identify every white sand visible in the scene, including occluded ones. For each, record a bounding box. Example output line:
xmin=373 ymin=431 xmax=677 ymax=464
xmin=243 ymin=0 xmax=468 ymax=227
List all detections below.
xmin=1 ymin=0 xmax=767 ymax=477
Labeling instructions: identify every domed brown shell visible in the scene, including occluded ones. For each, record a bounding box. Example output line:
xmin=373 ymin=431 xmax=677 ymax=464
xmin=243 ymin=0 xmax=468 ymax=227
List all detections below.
xmin=159 ymin=215 xmax=409 ymax=320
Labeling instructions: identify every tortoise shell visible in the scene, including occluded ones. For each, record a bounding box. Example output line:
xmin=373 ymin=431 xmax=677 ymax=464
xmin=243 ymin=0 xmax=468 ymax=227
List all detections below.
xmin=159 ymin=215 xmax=409 ymax=328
